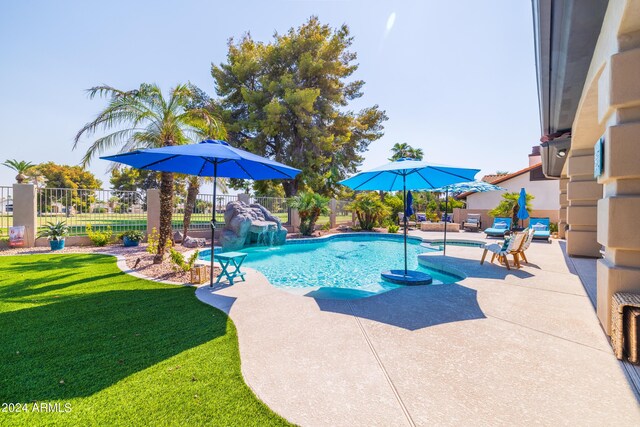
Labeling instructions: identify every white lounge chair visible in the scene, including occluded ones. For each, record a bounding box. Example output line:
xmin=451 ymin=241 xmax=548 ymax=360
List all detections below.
xmin=480 ymin=231 xmax=527 ymax=270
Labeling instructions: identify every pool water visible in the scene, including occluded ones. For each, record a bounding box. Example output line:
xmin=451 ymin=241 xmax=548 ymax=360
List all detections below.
xmin=199 ymin=235 xmax=462 ymax=298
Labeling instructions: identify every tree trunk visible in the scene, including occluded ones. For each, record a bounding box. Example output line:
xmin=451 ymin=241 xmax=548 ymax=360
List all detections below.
xmin=154 ymin=171 xmax=174 ymax=264
xmin=182 ymin=178 xmax=199 ymax=242
xmin=282 ymin=177 xmax=300 ymax=197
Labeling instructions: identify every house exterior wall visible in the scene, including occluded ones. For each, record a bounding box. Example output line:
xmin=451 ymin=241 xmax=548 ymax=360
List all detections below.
xmin=566 ymin=0 xmax=640 ymax=335
xmin=465 ymin=169 xmax=560 ymax=211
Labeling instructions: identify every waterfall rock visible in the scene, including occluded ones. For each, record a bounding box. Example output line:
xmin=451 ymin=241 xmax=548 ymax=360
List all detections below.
xmin=220 ymin=201 xmax=287 ymax=250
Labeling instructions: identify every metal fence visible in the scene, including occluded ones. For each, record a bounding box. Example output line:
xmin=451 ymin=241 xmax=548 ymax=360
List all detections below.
xmin=0 ymin=186 xmax=12 ymax=236
xmin=251 ymin=196 xmax=290 ymax=225
xmin=172 ymin=193 xmax=237 ymax=231
xmin=37 ymin=188 xmax=147 ymax=236
xmin=333 ymin=199 xmax=352 ymax=225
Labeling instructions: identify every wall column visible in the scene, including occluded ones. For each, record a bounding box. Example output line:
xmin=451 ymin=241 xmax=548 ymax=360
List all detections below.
xmin=558 ymin=176 xmax=568 ymax=239
xmin=146 ymin=189 xmax=160 ymax=238
xmin=596 ymin=47 xmax=640 ymax=333
xmin=565 ymin=149 xmax=602 ymax=257
xmin=12 ymin=184 xmax=37 ymax=247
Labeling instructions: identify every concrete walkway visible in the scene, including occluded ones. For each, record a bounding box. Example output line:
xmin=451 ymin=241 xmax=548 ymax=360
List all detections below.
xmin=196 ymin=232 xmax=640 ymax=426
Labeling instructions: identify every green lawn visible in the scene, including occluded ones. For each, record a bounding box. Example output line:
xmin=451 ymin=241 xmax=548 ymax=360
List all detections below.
xmin=0 ymin=254 xmax=290 ymax=426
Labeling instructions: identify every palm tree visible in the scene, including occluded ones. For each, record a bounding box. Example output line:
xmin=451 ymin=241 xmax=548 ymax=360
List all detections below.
xmin=74 ymin=83 xmax=223 ymax=263
xmin=3 ymin=159 xmax=35 ymax=183
xmin=182 ymin=176 xmax=228 ymax=241
xmin=488 ymin=192 xmax=534 ymax=226
xmin=389 ymin=143 xmax=424 ymax=161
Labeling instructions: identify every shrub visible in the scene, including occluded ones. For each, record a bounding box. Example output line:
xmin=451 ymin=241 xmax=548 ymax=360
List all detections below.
xmin=120 ymin=230 xmax=145 ymax=242
xmin=387 ymin=224 xmax=399 ymax=233
xmin=85 ymin=224 xmax=113 ymax=247
xmin=147 ymin=227 xmax=159 ymax=254
xmin=287 ymin=192 xmax=330 ymax=236
xmin=321 ymin=222 xmax=331 ymax=231
xmin=383 ymin=194 xmax=404 ymax=224
xmin=549 ymin=222 xmax=558 ymax=233
xmin=92 ymin=207 xmax=108 ymax=214
xmin=169 ymin=248 xmax=199 ymax=272
xmin=347 ymin=192 xmax=390 ymax=231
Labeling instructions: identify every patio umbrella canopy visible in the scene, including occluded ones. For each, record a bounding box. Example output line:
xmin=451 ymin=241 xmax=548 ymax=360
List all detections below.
xmin=101 ymin=139 xmax=301 ymax=286
xmin=428 ymin=181 xmax=506 ymax=254
xmin=517 ymin=187 xmax=530 ymax=227
xmin=340 ymin=158 xmax=479 ymax=285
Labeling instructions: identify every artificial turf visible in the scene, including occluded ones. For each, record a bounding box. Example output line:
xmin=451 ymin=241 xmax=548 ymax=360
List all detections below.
xmin=0 ymin=254 xmax=290 ymax=426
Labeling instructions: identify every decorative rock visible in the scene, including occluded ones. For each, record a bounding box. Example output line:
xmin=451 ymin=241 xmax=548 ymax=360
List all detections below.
xmin=220 ymin=201 xmax=287 ymax=250
xmin=174 ymin=231 xmax=183 ymax=243
xmin=183 ymin=236 xmax=206 ymax=248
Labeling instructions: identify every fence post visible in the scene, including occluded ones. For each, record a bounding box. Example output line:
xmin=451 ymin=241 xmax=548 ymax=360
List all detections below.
xmin=290 ymin=208 xmax=300 ymax=233
xmin=329 ymin=199 xmax=337 ymax=229
xmin=238 ymin=193 xmax=250 ymax=204
xmin=146 ymin=189 xmax=160 ymax=238
xmin=13 ymin=184 xmax=37 ymax=247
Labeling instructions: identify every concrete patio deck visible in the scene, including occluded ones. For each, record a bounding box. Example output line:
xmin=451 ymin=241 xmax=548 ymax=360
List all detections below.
xmin=196 ymin=231 xmax=640 ymax=426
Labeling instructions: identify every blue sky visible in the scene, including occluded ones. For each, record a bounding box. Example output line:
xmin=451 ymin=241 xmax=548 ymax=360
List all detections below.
xmin=0 ymin=0 xmax=540 ymax=188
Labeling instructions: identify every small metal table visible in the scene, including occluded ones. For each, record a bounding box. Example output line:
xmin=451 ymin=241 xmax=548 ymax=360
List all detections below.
xmin=213 ymin=251 xmax=247 ymax=286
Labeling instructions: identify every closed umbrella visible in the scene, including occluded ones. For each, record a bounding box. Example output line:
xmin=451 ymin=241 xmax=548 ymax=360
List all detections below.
xmin=428 ymin=181 xmax=506 ymax=254
xmin=102 ymin=139 xmax=301 ymax=286
xmin=340 ymin=158 xmax=479 ymax=284
xmin=517 ymin=187 xmax=529 ymax=228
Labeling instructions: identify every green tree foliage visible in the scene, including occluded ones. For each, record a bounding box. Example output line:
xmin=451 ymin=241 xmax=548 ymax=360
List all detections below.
xmin=389 ymin=143 xmax=424 ymax=161
xmin=287 ymin=191 xmax=329 ymax=236
xmin=33 ymin=162 xmax=102 ymax=213
xmin=489 ymin=192 xmax=534 ymax=227
xmin=383 ymin=193 xmax=404 ymax=224
xmin=348 ymin=192 xmax=390 ymax=230
xmin=212 ymin=16 xmax=387 ymax=197
xmin=74 ymin=83 xmax=222 ymax=263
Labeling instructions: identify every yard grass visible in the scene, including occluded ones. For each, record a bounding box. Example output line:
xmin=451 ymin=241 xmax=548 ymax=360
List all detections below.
xmin=0 ymin=254 xmax=290 ymax=426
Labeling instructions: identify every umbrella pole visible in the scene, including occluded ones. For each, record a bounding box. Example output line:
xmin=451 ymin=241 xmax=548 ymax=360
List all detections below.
xmin=210 ymin=163 xmax=218 ymax=287
xmin=403 ymin=175 xmax=407 ymax=275
xmin=443 ymin=188 xmax=448 ymax=256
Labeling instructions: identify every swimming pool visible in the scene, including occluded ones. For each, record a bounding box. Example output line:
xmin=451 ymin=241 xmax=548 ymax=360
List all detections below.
xmin=199 ymin=234 xmax=463 ymax=299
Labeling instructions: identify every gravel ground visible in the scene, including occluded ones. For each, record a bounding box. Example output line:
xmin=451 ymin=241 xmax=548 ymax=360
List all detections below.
xmin=0 ymin=242 xmax=220 ymax=284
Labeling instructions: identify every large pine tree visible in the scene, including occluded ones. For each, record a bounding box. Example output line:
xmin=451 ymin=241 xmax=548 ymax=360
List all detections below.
xmin=212 ymin=16 xmax=387 ymax=197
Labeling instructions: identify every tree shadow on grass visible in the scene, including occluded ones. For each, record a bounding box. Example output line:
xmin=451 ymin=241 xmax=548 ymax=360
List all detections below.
xmin=0 ymin=287 xmax=227 ymax=402
xmin=0 ymin=272 xmax=123 ymax=300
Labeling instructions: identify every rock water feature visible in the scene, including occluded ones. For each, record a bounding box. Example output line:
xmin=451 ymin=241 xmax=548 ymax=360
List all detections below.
xmin=220 ymin=201 xmax=288 ymax=251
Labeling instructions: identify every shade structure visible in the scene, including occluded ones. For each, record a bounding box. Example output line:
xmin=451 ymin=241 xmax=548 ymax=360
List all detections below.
xmin=427 ymin=181 xmax=506 ymax=255
xmin=339 ymin=158 xmax=479 ymax=284
xmin=517 ymin=187 xmax=530 ymax=226
xmin=101 ymin=139 xmax=301 ymax=286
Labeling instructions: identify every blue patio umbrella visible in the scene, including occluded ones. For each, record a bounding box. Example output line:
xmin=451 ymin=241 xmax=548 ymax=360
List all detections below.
xmin=101 ymin=139 xmax=301 ymax=286
xmin=405 ymin=191 xmax=414 ymax=218
xmin=340 ymin=158 xmax=479 ymax=284
xmin=428 ymin=181 xmax=506 ymax=254
xmin=517 ymin=187 xmax=530 ymax=227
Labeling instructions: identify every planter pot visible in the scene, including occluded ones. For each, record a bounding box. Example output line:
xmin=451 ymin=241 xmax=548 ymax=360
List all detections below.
xmin=50 ymin=239 xmax=65 ymax=251
xmin=123 ymin=236 xmax=140 ymax=247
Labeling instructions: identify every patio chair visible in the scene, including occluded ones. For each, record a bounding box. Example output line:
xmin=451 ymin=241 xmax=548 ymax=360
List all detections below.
xmin=515 ymin=227 xmax=535 ymax=264
xmin=441 ymin=213 xmax=453 ymax=223
xmin=480 ymin=231 xmax=527 ymax=270
xmin=462 ymin=213 xmax=482 ymax=231
xmin=484 ymin=217 xmax=512 ymax=237
xmin=398 ymin=212 xmax=417 ymax=228
xmin=529 ymin=217 xmax=551 ymax=242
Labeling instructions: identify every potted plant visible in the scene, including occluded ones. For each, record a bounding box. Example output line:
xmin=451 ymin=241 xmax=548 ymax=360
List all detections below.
xmin=38 ymin=221 xmax=69 ymax=251
xmin=120 ymin=230 xmax=145 ymax=247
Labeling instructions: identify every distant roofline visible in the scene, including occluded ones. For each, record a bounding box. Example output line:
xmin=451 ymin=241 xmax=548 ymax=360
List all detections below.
xmin=457 ymin=163 xmax=542 ymax=198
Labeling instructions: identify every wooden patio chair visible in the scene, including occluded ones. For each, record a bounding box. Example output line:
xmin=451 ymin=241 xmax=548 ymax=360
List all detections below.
xmin=480 ymin=231 xmax=527 ymax=270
